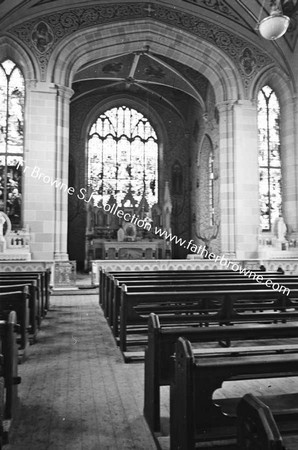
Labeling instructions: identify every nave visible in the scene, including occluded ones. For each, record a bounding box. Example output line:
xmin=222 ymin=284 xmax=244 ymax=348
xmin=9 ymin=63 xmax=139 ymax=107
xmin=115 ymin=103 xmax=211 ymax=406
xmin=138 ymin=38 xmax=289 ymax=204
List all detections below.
xmin=6 ymin=290 xmax=157 ymax=450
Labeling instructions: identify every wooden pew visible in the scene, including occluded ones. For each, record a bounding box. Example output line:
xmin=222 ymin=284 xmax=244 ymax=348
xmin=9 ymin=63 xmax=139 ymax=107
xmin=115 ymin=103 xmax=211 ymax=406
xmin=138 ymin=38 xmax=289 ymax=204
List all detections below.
xmin=101 ymin=269 xmax=278 ymax=312
xmin=144 ymin=312 xmax=298 ymax=433
xmin=99 ymin=268 xmax=274 ymax=309
xmin=237 ymin=393 xmax=290 ymax=449
xmin=107 ymin=271 xmax=293 ymax=326
xmin=0 ymin=311 xmax=21 ymax=445
xmin=0 ymin=283 xmax=39 ymax=342
xmin=110 ymin=276 xmax=297 ymax=335
xmin=119 ymin=286 xmax=298 ymax=352
xmin=170 ymin=337 xmax=298 ymax=449
xmin=0 ymin=274 xmax=44 ymax=318
xmin=0 ymin=289 xmax=30 ymax=355
xmin=0 ymin=268 xmax=51 ymax=316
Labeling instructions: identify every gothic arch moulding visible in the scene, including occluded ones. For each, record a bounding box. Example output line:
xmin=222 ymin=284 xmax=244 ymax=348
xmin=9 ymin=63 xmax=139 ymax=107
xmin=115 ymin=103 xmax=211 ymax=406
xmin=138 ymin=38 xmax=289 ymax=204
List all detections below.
xmin=50 ymin=21 xmax=241 ymax=104
xmin=250 ymin=65 xmax=295 ymax=108
xmin=0 ymin=36 xmax=38 ymax=82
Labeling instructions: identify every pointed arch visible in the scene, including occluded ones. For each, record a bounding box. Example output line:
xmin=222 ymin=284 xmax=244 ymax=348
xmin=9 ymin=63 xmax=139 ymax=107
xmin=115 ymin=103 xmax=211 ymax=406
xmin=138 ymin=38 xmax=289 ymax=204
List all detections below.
xmin=258 ymin=85 xmax=281 ymax=231
xmin=49 ymin=21 xmax=242 ymax=104
xmin=87 ymin=104 xmax=159 ymax=209
xmin=0 ymin=59 xmax=25 ymax=228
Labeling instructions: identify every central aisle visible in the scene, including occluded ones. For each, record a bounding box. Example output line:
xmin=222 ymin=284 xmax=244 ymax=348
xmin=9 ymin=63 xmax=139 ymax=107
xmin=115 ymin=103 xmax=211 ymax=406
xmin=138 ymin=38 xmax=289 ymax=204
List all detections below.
xmin=7 ymin=293 xmax=157 ymax=450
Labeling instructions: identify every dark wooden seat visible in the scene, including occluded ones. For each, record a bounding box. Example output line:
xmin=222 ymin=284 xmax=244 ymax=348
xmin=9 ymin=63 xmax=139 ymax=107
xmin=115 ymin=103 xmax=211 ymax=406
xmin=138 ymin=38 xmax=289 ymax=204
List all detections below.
xmin=170 ymin=337 xmax=298 ymax=449
xmin=119 ymin=285 xmax=298 ymax=352
xmin=99 ymin=268 xmax=280 ymax=311
xmin=0 ymin=289 xmax=30 ymax=355
xmin=144 ymin=312 xmax=298 ymax=433
xmin=109 ymin=276 xmax=298 ymax=334
xmin=108 ymin=276 xmax=293 ymax=329
xmin=0 ymin=282 xmax=40 ymax=341
xmin=0 ymin=310 xmax=21 ymax=446
xmin=0 ymin=268 xmax=51 ymax=316
xmin=101 ymin=269 xmax=284 ymax=316
xmin=237 ymin=393 xmax=298 ymax=450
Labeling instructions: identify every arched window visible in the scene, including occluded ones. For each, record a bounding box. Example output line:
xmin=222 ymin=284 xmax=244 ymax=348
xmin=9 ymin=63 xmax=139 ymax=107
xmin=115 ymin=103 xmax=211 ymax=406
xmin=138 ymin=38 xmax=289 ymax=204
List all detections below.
xmin=258 ymin=85 xmax=282 ymax=231
xmin=87 ymin=105 xmax=158 ymax=208
xmin=0 ymin=60 xmax=24 ymax=228
xmin=208 ymin=148 xmax=215 ymax=226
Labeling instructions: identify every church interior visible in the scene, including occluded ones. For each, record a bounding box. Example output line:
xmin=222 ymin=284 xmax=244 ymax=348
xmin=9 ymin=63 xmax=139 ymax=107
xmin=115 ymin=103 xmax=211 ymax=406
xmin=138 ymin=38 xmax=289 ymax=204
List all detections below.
xmin=1 ymin=0 xmax=298 ymax=448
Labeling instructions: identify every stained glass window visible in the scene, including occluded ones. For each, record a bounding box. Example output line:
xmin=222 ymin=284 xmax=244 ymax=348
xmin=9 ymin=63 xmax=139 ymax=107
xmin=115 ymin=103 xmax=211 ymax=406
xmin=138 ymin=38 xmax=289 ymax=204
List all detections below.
xmin=88 ymin=106 xmax=158 ymax=208
xmin=0 ymin=60 xmax=24 ymax=228
xmin=209 ymin=148 xmax=215 ymax=226
xmin=258 ymin=86 xmax=282 ymax=231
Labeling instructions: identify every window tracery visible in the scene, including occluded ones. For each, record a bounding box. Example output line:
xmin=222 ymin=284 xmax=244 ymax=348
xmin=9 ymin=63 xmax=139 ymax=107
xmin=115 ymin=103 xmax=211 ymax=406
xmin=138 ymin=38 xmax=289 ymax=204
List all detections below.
xmin=258 ymin=85 xmax=282 ymax=231
xmin=209 ymin=148 xmax=215 ymax=226
xmin=0 ymin=59 xmax=24 ymax=228
xmin=87 ymin=105 xmax=158 ymax=209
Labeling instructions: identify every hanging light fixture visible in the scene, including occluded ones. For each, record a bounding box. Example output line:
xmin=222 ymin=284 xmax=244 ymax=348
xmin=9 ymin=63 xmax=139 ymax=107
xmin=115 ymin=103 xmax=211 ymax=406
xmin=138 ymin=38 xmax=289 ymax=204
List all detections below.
xmin=257 ymin=0 xmax=290 ymax=40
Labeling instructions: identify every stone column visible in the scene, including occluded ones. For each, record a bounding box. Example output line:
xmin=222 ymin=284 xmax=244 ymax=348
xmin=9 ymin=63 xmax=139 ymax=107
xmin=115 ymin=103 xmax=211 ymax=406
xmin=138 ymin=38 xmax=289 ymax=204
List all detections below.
xmin=232 ymin=100 xmax=259 ymax=259
xmin=23 ymin=81 xmax=73 ymax=260
xmin=53 ymin=85 xmax=74 ymax=261
xmin=217 ymin=101 xmax=236 ymax=258
xmin=282 ymin=95 xmax=298 ymax=243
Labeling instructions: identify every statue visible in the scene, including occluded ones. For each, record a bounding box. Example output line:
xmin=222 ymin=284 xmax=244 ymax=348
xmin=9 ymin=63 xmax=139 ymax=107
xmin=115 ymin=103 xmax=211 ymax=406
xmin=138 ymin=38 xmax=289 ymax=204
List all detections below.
xmin=0 ymin=212 xmax=11 ymax=252
xmin=163 ymin=181 xmax=172 ymax=234
xmin=273 ymin=215 xmax=287 ymax=242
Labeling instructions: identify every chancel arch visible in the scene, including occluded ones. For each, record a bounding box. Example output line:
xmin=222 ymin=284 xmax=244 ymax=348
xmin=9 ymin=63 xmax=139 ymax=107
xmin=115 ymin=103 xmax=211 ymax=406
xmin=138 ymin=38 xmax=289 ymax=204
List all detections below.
xmin=50 ymin=21 xmax=241 ymax=104
xmin=47 ymin=18 xmax=252 ymax=263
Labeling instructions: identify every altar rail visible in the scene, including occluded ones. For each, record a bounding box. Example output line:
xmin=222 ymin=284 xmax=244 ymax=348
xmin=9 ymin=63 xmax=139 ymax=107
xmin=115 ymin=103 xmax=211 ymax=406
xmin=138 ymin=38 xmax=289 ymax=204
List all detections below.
xmin=91 ymin=258 xmax=298 ymax=285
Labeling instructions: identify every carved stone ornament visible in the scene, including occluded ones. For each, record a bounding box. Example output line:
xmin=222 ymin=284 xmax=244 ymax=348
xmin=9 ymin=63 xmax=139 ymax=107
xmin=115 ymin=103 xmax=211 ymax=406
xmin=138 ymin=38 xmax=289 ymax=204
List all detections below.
xmin=31 ymin=21 xmax=54 ymax=54
xmin=8 ymin=2 xmax=273 ymax=85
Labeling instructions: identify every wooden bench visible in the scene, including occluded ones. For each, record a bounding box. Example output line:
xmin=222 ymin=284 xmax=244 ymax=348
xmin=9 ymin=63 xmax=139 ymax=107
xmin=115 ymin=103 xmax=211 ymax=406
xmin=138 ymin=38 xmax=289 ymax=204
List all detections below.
xmin=0 ymin=310 xmax=21 ymax=445
xmin=0 ymin=282 xmax=40 ymax=342
xmin=237 ymin=393 xmax=298 ymax=450
xmin=0 ymin=269 xmax=51 ymax=316
xmin=99 ymin=268 xmax=276 ymax=310
xmin=0 ymin=274 xmax=44 ymax=319
xmin=144 ymin=312 xmax=298 ymax=433
xmin=170 ymin=337 xmax=298 ymax=449
xmin=110 ymin=276 xmax=297 ymax=335
xmin=119 ymin=286 xmax=298 ymax=352
xmin=103 ymin=269 xmax=290 ymax=320
xmin=101 ymin=269 xmax=279 ymax=313
xmin=0 ymin=289 xmax=30 ymax=356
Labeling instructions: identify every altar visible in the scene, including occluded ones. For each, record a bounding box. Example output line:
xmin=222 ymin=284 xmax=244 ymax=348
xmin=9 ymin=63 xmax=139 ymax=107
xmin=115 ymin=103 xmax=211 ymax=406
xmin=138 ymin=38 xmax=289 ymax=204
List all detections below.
xmin=84 ymin=182 xmax=172 ymax=268
xmin=88 ymin=239 xmax=168 ymax=260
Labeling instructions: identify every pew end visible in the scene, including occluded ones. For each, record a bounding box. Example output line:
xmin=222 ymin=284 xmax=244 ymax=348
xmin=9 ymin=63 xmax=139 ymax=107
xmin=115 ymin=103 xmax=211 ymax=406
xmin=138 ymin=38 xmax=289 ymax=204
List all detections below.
xmin=237 ymin=393 xmax=284 ymax=450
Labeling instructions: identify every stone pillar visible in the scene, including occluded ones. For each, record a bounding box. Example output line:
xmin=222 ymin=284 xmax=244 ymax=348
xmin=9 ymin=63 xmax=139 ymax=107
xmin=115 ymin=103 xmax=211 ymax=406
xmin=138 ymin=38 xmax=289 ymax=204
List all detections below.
xmin=54 ymin=85 xmax=74 ymax=261
xmin=217 ymin=101 xmax=236 ymax=258
xmin=232 ymin=100 xmax=259 ymax=259
xmin=23 ymin=81 xmax=73 ymax=260
xmin=282 ymin=95 xmax=298 ymax=243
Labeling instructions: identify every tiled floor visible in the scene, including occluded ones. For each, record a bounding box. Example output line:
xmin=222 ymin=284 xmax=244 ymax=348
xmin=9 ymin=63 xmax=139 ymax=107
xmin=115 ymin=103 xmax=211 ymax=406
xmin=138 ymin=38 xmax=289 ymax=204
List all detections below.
xmin=6 ymin=293 xmax=157 ymax=450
